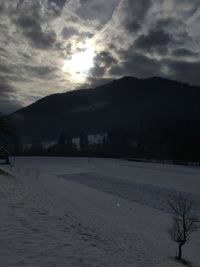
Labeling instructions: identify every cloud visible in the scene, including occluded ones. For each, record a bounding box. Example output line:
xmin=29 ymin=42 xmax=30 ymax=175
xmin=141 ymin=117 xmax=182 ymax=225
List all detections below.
xmin=134 ymin=29 xmax=172 ymax=54
xmin=77 ymin=0 xmax=120 ymax=26
xmin=0 ymin=0 xmax=200 ymax=114
xmin=49 ymin=0 xmax=68 ymax=9
xmin=62 ymin=26 xmax=78 ymax=39
xmin=0 ymin=79 xmax=22 ymax=114
xmin=109 ymin=51 xmax=162 ymax=79
xmin=164 ymin=59 xmax=200 ymax=86
xmin=23 ymin=65 xmax=58 ymax=78
xmin=90 ymin=51 xmax=117 ymax=78
xmin=15 ymin=14 xmax=56 ymax=50
xmin=172 ymin=48 xmax=199 ymax=58
xmin=0 ymin=96 xmax=22 ymax=115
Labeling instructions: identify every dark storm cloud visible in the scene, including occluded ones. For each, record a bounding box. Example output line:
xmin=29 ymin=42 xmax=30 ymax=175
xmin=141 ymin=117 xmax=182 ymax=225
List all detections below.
xmin=153 ymin=17 xmax=190 ymax=46
xmin=89 ymin=51 xmax=117 ymax=78
xmin=164 ymin=59 xmax=200 ymax=86
xmin=15 ymin=16 xmax=56 ymax=50
xmin=110 ymin=51 xmax=162 ymax=79
xmin=122 ymin=0 xmax=152 ymax=32
xmin=172 ymin=48 xmax=199 ymax=58
xmin=134 ymin=29 xmax=172 ymax=54
xmin=125 ymin=21 xmax=141 ymax=33
xmin=94 ymin=51 xmax=117 ymax=68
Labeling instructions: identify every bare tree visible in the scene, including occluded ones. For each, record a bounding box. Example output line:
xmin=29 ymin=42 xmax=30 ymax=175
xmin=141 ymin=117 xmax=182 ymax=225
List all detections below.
xmin=168 ymin=193 xmax=200 ymax=261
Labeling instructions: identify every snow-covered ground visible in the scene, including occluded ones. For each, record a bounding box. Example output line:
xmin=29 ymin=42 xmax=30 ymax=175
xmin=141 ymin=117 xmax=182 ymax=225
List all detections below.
xmin=0 ymin=157 xmax=200 ymax=267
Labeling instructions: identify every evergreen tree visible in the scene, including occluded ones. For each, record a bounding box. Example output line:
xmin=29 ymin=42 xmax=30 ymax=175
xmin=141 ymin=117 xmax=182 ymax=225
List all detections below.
xmin=57 ymin=130 xmax=66 ymax=155
xmin=66 ymin=134 xmax=73 ymax=150
xmin=107 ymin=126 xmax=130 ymax=156
xmin=58 ymin=130 xmax=66 ymax=146
xmin=79 ymin=131 xmax=88 ymax=151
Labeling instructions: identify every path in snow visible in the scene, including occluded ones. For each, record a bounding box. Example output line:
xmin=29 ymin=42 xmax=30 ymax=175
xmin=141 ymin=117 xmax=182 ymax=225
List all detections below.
xmin=58 ymin=172 xmax=200 ymax=213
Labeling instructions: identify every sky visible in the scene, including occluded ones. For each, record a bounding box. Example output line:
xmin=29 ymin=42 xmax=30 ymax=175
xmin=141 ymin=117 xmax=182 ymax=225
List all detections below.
xmin=0 ymin=0 xmax=200 ymax=114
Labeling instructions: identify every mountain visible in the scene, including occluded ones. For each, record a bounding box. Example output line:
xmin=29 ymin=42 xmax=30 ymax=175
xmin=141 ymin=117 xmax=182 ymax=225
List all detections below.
xmin=6 ymin=76 xmax=200 ymax=149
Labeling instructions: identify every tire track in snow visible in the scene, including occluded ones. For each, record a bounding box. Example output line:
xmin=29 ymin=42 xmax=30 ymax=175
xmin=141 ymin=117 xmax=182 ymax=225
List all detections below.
xmin=58 ymin=172 xmax=200 ymax=213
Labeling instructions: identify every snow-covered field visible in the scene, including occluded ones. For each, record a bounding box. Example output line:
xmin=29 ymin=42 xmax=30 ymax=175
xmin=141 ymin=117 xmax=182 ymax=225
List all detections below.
xmin=0 ymin=157 xmax=200 ymax=267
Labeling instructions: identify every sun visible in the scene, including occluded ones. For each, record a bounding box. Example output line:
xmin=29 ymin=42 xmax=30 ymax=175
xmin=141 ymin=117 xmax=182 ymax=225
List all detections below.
xmin=62 ymin=47 xmax=96 ymax=82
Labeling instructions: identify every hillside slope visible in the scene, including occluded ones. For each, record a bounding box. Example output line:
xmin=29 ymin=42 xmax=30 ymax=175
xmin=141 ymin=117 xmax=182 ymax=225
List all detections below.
xmin=7 ymin=76 xmax=200 ymax=144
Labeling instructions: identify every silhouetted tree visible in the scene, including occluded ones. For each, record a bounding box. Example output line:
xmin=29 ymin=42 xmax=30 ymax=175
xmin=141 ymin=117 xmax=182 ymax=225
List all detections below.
xmin=66 ymin=134 xmax=72 ymax=148
xmin=58 ymin=130 xmax=66 ymax=146
xmin=168 ymin=194 xmax=200 ymax=261
xmin=102 ymin=136 xmax=107 ymax=148
xmin=0 ymin=117 xmax=18 ymax=155
xmin=107 ymin=126 xmax=130 ymax=156
xmin=79 ymin=131 xmax=88 ymax=151
xmin=0 ymin=117 xmax=12 ymax=139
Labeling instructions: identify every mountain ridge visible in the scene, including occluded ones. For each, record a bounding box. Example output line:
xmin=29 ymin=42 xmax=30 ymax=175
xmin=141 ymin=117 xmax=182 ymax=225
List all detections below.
xmin=6 ymin=76 xmax=200 ymax=144
xmin=11 ymin=75 xmax=197 ymax=116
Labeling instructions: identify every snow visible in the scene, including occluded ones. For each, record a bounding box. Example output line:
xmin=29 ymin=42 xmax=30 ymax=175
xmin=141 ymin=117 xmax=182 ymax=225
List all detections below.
xmin=0 ymin=157 xmax=200 ymax=266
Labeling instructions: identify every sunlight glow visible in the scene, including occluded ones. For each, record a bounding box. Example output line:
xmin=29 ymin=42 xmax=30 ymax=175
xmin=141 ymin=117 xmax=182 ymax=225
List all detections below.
xmin=62 ymin=46 xmax=96 ymax=82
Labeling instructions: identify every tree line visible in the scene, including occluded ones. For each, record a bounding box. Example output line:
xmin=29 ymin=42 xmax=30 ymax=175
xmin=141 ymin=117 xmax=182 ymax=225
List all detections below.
xmin=11 ymin=125 xmax=200 ymax=164
xmin=1 ymin=114 xmax=200 ymax=163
